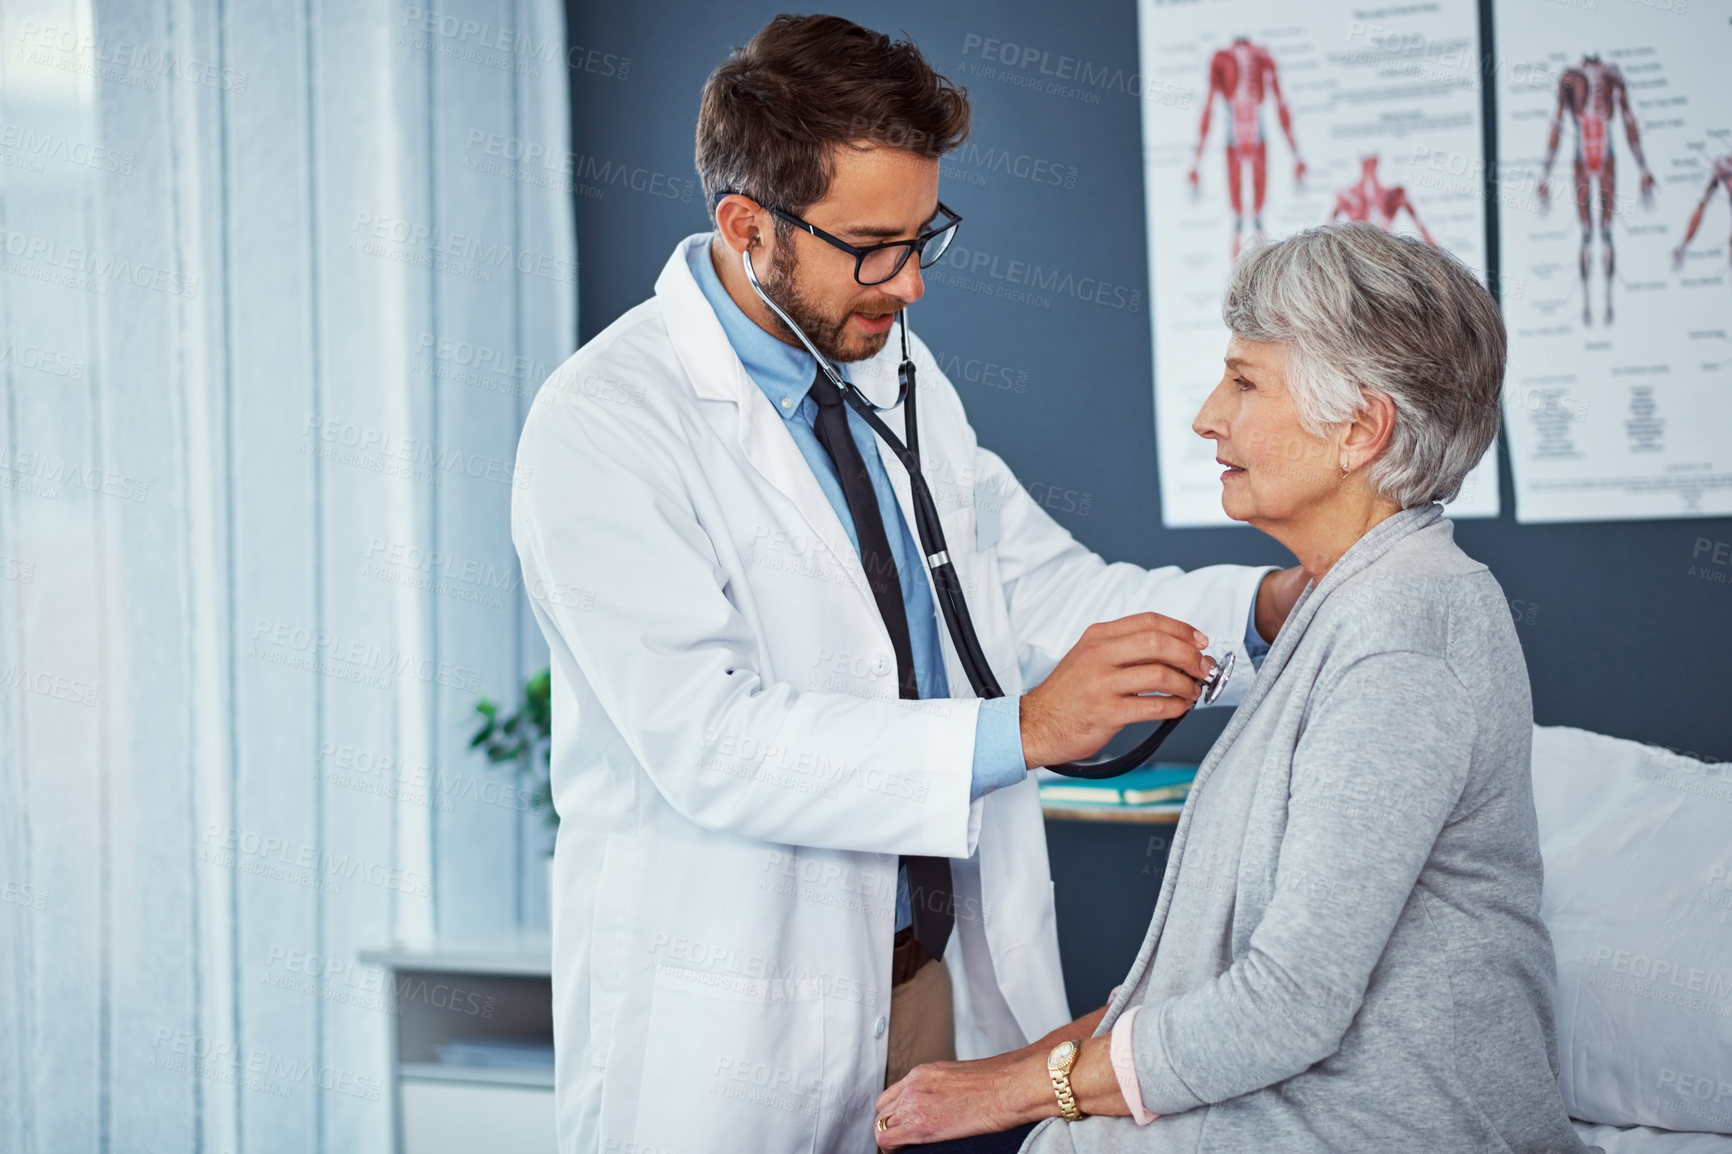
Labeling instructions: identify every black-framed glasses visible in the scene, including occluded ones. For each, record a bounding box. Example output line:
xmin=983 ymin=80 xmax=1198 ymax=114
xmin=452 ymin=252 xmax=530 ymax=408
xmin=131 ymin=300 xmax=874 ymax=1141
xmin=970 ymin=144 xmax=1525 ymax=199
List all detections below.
xmin=716 ymin=193 xmax=962 ymax=285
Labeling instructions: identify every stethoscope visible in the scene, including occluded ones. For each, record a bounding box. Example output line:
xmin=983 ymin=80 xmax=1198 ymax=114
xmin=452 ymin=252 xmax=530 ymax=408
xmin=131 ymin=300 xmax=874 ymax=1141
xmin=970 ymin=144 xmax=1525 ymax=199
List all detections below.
xmin=742 ymin=248 xmax=1233 ymax=779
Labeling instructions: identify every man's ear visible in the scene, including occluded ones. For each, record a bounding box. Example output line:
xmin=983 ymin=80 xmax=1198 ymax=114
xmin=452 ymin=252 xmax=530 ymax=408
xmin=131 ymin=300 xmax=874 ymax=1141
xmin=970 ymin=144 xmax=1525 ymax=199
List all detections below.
xmin=714 ymin=194 xmax=768 ymax=256
xmin=1342 ymin=389 xmax=1396 ymax=473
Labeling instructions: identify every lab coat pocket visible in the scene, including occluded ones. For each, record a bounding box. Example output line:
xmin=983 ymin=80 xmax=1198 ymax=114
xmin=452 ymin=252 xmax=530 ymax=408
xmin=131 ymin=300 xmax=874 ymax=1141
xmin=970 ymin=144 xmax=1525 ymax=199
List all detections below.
xmin=633 ymin=965 xmax=826 ymax=1153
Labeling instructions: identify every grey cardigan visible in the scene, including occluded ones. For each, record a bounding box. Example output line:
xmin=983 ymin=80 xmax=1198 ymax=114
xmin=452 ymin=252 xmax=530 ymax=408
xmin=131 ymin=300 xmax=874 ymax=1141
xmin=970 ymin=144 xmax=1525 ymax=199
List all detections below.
xmin=1025 ymin=504 xmax=1596 ymax=1154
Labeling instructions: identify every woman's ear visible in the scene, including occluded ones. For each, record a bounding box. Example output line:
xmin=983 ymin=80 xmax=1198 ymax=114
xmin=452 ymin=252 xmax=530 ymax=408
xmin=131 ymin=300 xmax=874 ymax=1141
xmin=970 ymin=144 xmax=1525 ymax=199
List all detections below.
xmin=1341 ymin=389 xmax=1396 ymax=474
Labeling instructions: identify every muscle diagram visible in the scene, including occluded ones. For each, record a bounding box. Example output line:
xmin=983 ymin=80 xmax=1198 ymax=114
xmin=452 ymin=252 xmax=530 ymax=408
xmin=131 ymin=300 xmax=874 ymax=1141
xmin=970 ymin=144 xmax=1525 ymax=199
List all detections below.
xmin=1672 ymin=153 xmax=1732 ymax=276
xmin=1330 ymin=155 xmax=1434 ymax=244
xmin=1537 ymin=54 xmax=1656 ymax=326
xmin=1188 ymin=36 xmax=1306 ymax=258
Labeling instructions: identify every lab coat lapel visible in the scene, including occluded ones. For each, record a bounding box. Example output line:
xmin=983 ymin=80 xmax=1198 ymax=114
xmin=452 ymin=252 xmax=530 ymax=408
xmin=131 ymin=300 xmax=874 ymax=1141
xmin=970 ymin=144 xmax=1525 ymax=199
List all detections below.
xmin=653 ymin=236 xmax=876 ymax=609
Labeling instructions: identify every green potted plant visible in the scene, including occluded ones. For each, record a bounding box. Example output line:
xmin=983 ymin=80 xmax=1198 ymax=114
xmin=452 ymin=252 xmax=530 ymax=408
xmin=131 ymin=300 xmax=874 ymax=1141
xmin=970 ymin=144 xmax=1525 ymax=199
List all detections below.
xmin=471 ymin=669 xmax=557 ymax=893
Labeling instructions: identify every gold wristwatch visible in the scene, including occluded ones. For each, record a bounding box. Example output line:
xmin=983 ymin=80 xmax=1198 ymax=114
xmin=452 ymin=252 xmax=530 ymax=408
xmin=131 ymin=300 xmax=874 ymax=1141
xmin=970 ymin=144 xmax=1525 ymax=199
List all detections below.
xmin=1047 ymin=1039 xmax=1084 ymax=1121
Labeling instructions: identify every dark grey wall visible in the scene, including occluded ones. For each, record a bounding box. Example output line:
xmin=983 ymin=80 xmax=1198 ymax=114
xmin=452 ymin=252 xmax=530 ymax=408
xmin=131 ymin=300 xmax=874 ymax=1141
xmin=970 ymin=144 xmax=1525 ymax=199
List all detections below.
xmin=566 ymin=1 xmax=1732 ymax=1008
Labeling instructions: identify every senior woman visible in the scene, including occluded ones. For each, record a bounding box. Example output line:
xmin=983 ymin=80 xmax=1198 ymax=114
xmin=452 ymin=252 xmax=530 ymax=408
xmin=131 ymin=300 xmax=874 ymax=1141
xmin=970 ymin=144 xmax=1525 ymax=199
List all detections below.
xmin=872 ymin=222 xmax=1594 ymax=1154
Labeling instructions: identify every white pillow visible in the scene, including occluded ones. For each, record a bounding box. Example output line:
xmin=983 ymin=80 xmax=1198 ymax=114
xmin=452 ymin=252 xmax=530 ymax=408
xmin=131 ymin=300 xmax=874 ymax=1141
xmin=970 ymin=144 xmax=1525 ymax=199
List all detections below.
xmin=1573 ymin=1121 xmax=1732 ymax=1154
xmin=1532 ymin=726 xmax=1732 ymax=1135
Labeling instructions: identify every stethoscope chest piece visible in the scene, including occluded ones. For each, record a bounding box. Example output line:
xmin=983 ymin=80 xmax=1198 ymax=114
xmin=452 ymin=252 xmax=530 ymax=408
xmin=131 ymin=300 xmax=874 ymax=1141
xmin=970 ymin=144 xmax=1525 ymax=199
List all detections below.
xmin=1199 ymin=649 xmax=1236 ymax=706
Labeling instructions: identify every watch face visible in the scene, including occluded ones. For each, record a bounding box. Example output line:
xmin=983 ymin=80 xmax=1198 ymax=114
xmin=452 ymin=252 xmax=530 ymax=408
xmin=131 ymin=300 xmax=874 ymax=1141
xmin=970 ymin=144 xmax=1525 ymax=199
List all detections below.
xmin=1048 ymin=1040 xmax=1077 ymax=1070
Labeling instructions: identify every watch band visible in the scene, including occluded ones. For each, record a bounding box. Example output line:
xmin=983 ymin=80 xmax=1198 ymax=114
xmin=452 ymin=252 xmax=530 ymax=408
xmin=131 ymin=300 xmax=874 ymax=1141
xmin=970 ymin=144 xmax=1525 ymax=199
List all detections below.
xmin=1048 ymin=1041 xmax=1084 ymax=1122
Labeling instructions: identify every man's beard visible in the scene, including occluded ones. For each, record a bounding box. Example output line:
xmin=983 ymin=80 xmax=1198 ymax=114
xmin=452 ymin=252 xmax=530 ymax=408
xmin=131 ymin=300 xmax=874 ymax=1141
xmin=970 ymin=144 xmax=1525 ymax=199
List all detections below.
xmin=760 ymin=240 xmax=898 ymax=364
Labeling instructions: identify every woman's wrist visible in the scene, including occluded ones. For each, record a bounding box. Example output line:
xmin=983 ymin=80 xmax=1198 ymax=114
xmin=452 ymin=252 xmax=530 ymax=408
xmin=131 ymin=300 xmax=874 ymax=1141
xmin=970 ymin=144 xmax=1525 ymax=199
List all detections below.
xmin=1009 ymin=1007 xmax=1113 ymax=1125
xmin=1070 ymin=1035 xmax=1134 ymax=1118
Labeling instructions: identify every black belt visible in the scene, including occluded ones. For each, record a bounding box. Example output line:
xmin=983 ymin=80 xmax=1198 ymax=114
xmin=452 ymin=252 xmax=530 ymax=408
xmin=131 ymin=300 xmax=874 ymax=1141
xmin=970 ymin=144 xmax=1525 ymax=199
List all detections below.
xmin=891 ymin=925 xmax=937 ymax=987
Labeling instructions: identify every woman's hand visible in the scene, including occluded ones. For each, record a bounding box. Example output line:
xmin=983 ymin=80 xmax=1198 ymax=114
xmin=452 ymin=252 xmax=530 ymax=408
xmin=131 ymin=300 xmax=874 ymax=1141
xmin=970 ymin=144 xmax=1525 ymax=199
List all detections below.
xmin=873 ymin=1050 xmax=1050 ymax=1150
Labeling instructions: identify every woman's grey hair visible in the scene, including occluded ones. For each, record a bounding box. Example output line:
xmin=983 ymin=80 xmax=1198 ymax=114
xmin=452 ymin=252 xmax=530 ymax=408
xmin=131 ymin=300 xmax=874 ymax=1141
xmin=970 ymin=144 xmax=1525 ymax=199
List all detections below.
xmin=1221 ymin=222 xmax=1505 ymax=508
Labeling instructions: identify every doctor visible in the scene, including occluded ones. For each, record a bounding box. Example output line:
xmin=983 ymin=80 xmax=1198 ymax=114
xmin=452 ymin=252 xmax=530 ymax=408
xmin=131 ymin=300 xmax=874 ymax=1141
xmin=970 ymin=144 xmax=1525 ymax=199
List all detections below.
xmin=512 ymin=14 xmax=1303 ymax=1154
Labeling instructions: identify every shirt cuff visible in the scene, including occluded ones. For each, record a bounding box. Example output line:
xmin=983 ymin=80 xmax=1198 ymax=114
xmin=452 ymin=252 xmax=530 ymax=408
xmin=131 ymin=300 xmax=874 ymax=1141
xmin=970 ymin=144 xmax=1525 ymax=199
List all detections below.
xmin=1111 ymin=1008 xmax=1158 ymax=1125
xmin=968 ymin=695 xmax=1026 ymax=801
xmin=1242 ymin=589 xmax=1273 ymax=671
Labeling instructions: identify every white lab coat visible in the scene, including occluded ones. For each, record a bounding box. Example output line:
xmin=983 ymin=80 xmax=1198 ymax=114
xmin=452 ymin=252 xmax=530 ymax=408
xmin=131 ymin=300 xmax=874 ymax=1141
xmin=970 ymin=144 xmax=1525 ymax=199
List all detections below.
xmin=511 ymin=235 xmax=1269 ymax=1154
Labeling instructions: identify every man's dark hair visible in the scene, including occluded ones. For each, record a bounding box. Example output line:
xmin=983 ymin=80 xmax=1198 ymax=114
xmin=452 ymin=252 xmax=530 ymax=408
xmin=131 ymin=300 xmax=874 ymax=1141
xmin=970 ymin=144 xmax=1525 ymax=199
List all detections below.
xmin=695 ymin=14 xmax=971 ymax=226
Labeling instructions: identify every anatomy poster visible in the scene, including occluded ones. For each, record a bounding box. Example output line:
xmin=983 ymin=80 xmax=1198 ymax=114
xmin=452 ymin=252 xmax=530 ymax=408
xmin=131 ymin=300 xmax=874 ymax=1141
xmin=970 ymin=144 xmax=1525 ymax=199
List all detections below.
xmin=1495 ymin=4 xmax=1731 ymax=522
xmin=1138 ymin=0 xmax=1498 ymax=527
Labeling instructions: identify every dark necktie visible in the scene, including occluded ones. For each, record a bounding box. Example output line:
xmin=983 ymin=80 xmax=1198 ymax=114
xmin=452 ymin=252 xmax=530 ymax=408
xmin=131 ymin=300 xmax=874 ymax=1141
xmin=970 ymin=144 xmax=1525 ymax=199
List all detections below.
xmin=806 ymin=367 xmax=955 ymax=962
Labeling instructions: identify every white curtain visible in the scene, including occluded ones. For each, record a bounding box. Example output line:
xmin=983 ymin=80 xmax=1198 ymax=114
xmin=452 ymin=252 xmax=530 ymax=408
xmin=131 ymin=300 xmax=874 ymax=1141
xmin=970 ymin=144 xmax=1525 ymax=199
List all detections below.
xmin=0 ymin=0 xmax=573 ymax=1149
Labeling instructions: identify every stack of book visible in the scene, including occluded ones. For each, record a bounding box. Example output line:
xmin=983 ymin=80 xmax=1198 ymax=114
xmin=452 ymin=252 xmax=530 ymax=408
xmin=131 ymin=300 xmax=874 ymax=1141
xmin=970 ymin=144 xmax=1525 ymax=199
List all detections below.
xmin=1036 ymin=764 xmax=1198 ymax=808
xmin=434 ymin=1037 xmax=556 ymax=1070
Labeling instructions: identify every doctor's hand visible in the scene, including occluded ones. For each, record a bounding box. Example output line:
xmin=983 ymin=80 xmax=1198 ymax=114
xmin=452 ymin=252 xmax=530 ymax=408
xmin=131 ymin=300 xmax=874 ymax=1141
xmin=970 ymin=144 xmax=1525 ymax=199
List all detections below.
xmin=1020 ymin=613 xmax=1213 ymax=770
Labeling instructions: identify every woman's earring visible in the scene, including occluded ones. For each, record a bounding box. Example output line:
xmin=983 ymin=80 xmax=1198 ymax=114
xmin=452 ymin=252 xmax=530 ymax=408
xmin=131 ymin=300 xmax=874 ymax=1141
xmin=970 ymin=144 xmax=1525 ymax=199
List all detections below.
xmin=1339 ymin=459 xmax=1351 ymax=480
